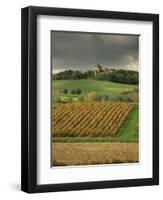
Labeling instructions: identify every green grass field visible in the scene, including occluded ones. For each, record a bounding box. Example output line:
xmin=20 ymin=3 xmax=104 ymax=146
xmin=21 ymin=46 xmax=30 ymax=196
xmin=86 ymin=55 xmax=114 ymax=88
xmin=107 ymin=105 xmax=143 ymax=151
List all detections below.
xmin=52 ymin=79 xmax=137 ymax=96
xmin=53 ymin=108 xmax=138 ymax=143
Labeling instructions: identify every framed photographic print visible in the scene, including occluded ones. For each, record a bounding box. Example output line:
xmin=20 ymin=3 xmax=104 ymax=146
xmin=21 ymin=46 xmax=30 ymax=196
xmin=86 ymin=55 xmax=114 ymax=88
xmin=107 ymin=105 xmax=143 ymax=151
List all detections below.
xmin=21 ymin=6 xmax=159 ymax=193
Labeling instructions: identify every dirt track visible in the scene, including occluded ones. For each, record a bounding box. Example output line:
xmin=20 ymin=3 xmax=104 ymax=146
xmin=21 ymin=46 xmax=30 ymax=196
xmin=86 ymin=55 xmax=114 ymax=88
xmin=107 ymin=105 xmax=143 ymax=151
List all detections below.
xmin=52 ymin=142 xmax=139 ymax=166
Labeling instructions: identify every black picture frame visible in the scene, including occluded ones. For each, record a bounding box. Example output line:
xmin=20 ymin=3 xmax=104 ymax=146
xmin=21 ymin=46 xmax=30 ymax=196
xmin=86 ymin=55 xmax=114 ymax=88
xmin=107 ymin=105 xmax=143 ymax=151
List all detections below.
xmin=21 ymin=6 xmax=159 ymax=193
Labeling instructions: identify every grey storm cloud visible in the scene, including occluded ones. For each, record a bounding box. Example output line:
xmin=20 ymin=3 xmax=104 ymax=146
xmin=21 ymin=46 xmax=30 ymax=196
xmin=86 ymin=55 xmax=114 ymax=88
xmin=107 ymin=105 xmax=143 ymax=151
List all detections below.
xmin=51 ymin=31 xmax=139 ymax=73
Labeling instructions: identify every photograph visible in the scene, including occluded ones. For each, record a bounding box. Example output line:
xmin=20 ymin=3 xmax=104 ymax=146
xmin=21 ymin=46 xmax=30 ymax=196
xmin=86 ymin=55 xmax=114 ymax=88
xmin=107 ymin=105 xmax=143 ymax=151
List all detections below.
xmin=51 ymin=31 xmax=139 ymax=166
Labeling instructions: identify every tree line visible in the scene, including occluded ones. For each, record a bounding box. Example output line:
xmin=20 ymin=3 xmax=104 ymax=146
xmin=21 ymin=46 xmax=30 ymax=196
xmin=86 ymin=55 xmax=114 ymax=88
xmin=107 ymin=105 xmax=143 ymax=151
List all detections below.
xmin=52 ymin=69 xmax=138 ymax=84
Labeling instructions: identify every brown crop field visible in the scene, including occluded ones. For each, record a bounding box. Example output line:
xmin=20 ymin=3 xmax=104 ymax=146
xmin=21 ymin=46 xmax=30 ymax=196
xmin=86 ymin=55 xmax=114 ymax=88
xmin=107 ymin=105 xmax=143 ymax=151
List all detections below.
xmin=52 ymin=102 xmax=135 ymax=137
xmin=52 ymin=142 xmax=139 ymax=166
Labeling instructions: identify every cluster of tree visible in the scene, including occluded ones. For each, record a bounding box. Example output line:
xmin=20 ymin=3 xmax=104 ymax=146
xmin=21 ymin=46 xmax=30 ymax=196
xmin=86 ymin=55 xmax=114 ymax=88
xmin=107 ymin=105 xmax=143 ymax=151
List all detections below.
xmin=62 ymin=88 xmax=82 ymax=95
xmin=52 ymin=69 xmax=139 ymax=85
xmin=96 ymin=69 xmax=138 ymax=84
xmin=52 ymin=70 xmax=94 ymax=80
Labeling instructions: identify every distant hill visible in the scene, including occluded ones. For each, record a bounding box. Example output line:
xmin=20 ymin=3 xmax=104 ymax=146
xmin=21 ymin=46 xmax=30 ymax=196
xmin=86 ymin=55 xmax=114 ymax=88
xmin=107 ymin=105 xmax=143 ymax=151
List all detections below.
xmin=52 ymin=67 xmax=139 ymax=85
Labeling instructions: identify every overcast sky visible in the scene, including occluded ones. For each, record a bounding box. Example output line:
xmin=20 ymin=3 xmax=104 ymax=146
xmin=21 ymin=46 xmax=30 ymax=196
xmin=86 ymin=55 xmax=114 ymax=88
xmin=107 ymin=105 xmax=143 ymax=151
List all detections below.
xmin=51 ymin=31 xmax=139 ymax=74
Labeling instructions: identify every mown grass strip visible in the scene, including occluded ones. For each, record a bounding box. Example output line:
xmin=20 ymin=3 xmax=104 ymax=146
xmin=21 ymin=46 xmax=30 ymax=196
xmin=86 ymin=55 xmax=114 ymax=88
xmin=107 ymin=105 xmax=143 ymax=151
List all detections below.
xmin=117 ymin=108 xmax=138 ymax=141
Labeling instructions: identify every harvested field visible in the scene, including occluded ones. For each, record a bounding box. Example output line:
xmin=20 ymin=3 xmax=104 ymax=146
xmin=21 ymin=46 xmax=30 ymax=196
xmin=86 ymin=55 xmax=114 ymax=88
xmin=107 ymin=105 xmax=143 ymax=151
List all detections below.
xmin=52 ymin=142 xmax=139 ymax=166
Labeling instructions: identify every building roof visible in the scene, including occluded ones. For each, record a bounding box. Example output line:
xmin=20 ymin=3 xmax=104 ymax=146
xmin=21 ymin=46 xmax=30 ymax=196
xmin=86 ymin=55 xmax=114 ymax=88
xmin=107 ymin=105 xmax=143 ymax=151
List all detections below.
xmin=94 ymin=64 xmax=102 ymax=69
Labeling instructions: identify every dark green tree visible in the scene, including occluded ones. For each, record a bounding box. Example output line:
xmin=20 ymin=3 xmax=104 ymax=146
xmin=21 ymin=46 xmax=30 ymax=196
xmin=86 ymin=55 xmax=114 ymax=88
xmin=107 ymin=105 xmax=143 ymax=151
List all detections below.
xmin=63 ymin=88 xmax=68 ymax=94
xmin=76 ymin=89 xmax=82 ymax=94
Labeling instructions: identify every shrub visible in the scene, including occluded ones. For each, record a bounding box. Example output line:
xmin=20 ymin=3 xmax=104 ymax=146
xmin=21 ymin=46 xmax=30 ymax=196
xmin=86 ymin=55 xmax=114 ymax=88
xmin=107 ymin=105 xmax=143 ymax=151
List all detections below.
xmin=71 ymin=89 xmax=76 ymax=94
xmin=87 ymin=92 xmax=98 ymax=102
xmin=98 ymin=95 xmax=110 ymax=102
xmin=55 ymin=96 xmax=61 ymax=103
xmin=63 ymin=88 xmax=68 ymax=94
xmin=78 ymin=95 xmax=85 ymax=102
xmin=76 ymin=89 xmax=82 ymax=94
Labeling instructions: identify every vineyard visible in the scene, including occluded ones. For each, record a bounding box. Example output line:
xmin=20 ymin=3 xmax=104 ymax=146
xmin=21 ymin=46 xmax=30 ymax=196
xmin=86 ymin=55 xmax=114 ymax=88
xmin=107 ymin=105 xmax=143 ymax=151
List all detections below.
xmin=52 ymin=102 xmax=135 ymax=137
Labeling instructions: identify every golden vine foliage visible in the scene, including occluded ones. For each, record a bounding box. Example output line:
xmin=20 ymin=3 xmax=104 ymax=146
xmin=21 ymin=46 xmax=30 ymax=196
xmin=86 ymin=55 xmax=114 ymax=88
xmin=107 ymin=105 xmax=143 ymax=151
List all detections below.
xmin=52 ymin=102 xmax=134 ymax=137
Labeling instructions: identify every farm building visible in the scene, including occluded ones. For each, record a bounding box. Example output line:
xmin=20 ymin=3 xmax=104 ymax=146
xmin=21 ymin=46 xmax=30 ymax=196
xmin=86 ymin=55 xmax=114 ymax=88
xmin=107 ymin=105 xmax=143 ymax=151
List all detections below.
xmin=94 ymin=64 xmax=104 ymax=77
